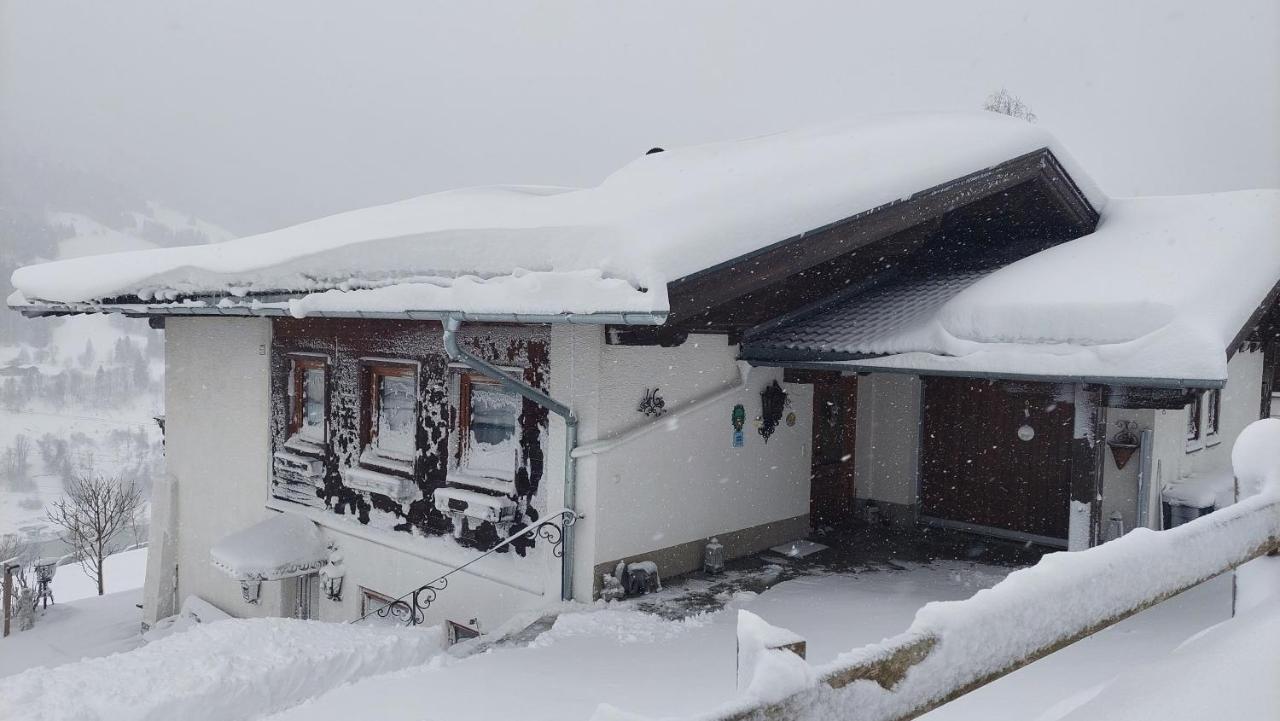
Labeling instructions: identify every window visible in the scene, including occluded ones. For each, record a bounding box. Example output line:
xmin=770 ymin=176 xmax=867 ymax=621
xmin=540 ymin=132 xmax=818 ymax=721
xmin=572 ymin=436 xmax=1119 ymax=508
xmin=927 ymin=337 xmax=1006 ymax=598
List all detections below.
xmin=363 ymin=362 xmax=418 ymax=468
xmin=1205 ymin=389 xmax=1222 ymax=439
xmin=359 ymin=587 xmax=407 ymax=626
xmin=1186 ymin=393 xmax=1203 ymax=444
xmin=288 ymin=356 xmax=327 ymax=446
xmin=458 ymin=373 xmax=521 ymax=480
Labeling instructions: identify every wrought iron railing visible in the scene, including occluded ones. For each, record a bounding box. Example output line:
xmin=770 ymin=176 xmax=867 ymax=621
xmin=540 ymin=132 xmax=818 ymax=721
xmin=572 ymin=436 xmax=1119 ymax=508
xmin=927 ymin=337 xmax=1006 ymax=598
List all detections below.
xmin=351 ymin=508 xmax=578 ymax=627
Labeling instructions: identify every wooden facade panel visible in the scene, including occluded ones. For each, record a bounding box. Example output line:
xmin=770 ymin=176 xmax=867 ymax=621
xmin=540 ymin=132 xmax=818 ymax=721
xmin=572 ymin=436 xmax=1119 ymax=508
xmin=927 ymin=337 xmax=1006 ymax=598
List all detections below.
xmin=920 ymin=378 xmax=1074 ymax=540
xmin=269 ymin=318 xmax=550 ymax=552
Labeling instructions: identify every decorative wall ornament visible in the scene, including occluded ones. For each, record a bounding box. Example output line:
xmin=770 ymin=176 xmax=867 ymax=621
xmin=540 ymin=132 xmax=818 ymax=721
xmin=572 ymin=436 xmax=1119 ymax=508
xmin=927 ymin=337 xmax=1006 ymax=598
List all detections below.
xmin=731 ymin=403 xmax=746 ymax=447
xmin=758 ymin=381 xmax=786 ymax=442
xmin=637 ymin=388 xmax=667 ymax=417
xmin=240 ymin=578 xmax=262 ymax=605
xmin=785 ymin=412 xmax=797 ymax=428
xmin=1107 ymin=419 xmax=1143 ymax=470
xmin=320 ymin=543 xmax=345 ymax=602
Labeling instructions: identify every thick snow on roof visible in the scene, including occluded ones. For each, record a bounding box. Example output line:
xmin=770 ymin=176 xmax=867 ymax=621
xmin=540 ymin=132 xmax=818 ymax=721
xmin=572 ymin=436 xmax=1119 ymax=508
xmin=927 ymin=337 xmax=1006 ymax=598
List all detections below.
xmin=9 ymin=112 xmax=1098 ymax=316
xmin=839 ymin=190 xmax=1280 ymax=384
xmin=209 ymin=513 xmax=328 ymax=581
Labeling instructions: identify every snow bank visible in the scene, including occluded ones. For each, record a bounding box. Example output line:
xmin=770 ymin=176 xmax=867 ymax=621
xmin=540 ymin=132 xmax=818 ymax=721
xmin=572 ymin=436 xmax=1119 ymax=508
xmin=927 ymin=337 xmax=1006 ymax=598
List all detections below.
xmin=1054 ymin=600 xmax=1280 ymax=721
xmin=1162 ymin=467 xmax=1235 ymax=509
xmin=851 ymin=190 xmax=1280 ymax=383
xmin=1231 ymin=418 xmax=1280 ymax=498
xmin=0 ymin=618 xmax=444 ymax=721
xmin=711 ymin=491 xmax=1280 ymax=721
xmin=736 ymin=610 xmax=814 ymax=703
xmin=11 ymin=112 xmax=1096 ymax=314
xmin=209 ymin=513 xmax=328 ymax=581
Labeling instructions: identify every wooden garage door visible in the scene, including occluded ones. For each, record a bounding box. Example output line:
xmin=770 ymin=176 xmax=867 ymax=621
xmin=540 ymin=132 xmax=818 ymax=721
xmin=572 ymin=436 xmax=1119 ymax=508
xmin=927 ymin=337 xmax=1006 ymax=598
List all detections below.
xmin=920 ymin=378 xmax=1073 ymax=541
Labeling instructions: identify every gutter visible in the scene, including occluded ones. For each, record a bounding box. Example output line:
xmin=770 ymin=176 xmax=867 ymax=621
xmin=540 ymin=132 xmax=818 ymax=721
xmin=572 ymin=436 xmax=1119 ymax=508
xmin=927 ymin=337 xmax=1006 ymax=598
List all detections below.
xmin=441 ymin=314 xmax=632 ymax=602
xmin=746 ymin=358 xmax=1226 ymax=391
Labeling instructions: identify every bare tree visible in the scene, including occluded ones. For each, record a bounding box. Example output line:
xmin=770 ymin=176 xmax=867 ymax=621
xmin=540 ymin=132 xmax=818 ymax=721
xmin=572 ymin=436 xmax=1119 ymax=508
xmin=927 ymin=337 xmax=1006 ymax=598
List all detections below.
xmin=46 ymin=475 xmax=142 ymax=596
xmin=984 ymin=88 xmax=1037 ymax=123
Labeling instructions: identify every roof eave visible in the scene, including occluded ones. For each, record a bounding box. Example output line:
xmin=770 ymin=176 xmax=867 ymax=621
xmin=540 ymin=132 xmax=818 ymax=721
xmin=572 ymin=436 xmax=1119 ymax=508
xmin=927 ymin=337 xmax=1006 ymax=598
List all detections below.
xmin=10 ymin=300 xmax=668 ymax=326
xmin=749 ymin=356 xmax=1226 ymax=391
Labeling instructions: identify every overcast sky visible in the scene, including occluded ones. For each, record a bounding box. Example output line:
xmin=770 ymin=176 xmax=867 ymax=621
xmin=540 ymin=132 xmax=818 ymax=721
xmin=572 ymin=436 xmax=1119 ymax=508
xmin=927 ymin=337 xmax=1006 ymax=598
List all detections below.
xmin=2 ymin=0 xmax=1278 ymax=235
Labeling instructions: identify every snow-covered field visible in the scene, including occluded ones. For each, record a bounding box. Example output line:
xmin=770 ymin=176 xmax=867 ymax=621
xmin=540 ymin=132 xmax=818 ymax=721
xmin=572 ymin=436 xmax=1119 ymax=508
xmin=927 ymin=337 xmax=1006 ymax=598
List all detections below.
xmin=0 ymin=547 xmax=149 ymax=678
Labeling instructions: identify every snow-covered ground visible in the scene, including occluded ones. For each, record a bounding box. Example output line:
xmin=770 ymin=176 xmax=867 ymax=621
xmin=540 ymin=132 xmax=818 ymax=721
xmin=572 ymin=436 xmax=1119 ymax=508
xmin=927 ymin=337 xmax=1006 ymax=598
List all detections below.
xmin=0 ymin=547 xmax=149 ymax=678
xmin=0 ymin=551 xmax=1263 ymax=721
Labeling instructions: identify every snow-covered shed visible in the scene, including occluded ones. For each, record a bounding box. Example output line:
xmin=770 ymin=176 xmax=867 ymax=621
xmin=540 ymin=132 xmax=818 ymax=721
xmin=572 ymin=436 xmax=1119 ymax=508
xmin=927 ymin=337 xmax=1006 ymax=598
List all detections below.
xmin=9 ymin=112 xmax=1278 ymax=631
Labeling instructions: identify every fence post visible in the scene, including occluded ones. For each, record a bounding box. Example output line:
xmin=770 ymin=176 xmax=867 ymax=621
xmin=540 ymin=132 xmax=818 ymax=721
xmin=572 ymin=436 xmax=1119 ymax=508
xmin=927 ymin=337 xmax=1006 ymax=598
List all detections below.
xmin=3 ymin=562 xmax=13 ymax=638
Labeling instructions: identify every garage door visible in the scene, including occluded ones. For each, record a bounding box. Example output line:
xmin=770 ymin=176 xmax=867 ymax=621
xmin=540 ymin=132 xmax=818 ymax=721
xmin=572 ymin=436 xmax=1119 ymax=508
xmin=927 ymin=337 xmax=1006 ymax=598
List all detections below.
xmin=920 ymin=378 xmax=1073 ymax=542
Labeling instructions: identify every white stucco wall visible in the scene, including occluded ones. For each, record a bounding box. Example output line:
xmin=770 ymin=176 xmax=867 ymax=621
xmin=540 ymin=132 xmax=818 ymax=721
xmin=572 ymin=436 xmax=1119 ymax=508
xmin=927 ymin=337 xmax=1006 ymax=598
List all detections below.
xmin=552 ymin=329 xmax=813 ymax=584
xmin=852 ymin=373 xmax=921 ymax=508
xmin=1100 ymin=347 xmax=1266 ymax=534
xmin=157 ymin=317 xmax=552 ymax=630
xmin=161 ymin=317 xmax=285 ymax=617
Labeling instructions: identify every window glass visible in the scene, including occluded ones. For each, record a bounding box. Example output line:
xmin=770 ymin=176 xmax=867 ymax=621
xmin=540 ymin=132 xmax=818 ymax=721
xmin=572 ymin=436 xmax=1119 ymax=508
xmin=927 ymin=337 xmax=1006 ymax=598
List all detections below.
xmin=299 ymin=367 xmax=326 ymax=442
xmin=1206 ymin=390 xmax=1221 ymax=436
xmin=465 ymin=381 xmax=520 ymax=479
xmin=376 ymin=374 xmax=417 ymax=458
xmin=1186 ymin=394 xmax=1202 ymax=442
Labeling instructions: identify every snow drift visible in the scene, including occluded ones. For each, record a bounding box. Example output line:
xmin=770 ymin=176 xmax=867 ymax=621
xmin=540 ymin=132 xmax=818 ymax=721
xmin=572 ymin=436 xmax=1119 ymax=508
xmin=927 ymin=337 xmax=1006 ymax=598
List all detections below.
xmin=0 ymin=618 xmax=444 ymax=721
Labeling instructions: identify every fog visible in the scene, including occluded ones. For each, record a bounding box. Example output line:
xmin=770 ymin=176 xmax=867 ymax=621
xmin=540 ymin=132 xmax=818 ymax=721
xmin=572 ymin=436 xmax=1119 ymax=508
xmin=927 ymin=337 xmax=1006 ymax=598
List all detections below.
xmin=3 ymin=0 xmax=1278 ymax=235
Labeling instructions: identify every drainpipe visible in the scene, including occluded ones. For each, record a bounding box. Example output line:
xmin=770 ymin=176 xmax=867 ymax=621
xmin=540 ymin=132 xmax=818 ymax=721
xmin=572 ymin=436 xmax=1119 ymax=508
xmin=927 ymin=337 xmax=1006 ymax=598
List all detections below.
xmin=441 ymin=315 xmax=579 ymax=601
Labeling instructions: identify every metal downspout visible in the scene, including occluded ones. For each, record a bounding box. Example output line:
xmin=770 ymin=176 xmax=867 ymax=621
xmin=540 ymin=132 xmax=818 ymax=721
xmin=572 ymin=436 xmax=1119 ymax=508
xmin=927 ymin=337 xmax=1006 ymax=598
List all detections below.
xmin=442 ymin=315 xmax=580 ymax=602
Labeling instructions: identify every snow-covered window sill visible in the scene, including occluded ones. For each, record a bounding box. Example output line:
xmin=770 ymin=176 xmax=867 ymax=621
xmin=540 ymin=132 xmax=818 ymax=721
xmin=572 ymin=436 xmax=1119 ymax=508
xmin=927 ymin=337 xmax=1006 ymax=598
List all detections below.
xmin=358 ymin=448 xmax=414 ymax=477
xmin=1203 ymin=435 xmax=1222 ymax=448
xmin=342 ymin=466 xmax=419 ymax=505
xmin=444 ymin=470 xmax=516 ymax=496
xmin=1185 ymin=442 xmax=1204 ymax=454
xmin=284 ymin=435 xmax=325 ymax=458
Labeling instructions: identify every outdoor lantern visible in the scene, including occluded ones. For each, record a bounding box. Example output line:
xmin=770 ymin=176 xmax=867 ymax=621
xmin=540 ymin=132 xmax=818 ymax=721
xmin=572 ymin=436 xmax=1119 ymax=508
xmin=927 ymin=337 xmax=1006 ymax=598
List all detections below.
xmin=320 ymin=544 xmax=345 ymax=602
xmin=240 ymin=578 xmax=262 ymax=604
xmin=704 ymin=537 xmax=725 ymax=575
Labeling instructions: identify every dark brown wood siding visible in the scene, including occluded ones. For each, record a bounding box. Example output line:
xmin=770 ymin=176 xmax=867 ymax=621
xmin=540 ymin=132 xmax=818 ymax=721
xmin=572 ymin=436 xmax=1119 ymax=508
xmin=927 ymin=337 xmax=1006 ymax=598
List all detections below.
xmin=269 ymin=318 xmax=550 ymax=550
xmin=920 ymin=378 xmax=1074 ymax=540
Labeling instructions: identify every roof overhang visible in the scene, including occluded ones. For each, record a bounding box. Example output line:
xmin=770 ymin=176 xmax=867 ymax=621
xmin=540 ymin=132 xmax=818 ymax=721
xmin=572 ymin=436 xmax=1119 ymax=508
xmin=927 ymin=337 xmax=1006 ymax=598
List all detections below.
xmin=10 ymin=296 xmax=668 ymax=326
xmin=753 ymin=357 xmax=1224 ymax=392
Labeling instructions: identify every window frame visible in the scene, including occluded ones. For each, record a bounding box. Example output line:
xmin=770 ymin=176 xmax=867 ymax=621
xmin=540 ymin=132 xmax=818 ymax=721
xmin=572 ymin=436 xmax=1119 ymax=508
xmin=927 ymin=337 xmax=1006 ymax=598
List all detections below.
xmin=286 ymin=353 xmax=329 ymax=451
xmin=456 ymin=370 xmax=523 ymax=483
xmin=1204 ymin=388 xmax=1222 ymax=443
xmin=360 ymin=359 xmax=420 ymax=473
xmin=1185 ymin=392 xmax=1204 ymax=452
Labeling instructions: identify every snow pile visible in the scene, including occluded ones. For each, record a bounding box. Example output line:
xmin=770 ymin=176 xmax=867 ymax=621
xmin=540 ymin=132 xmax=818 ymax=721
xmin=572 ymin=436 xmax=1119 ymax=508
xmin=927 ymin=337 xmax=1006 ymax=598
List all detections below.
xmin=1162 ymin=467 xmax=1235 ymax=509
xmin=142 ymin=595 xmax=232 ymax=643
xmin=856 ymin=190 xmax=1280 ymax=383
xmin=10 ymin=112 xmax=1097 ymax=315
xmin=1231 ymin=418 xmax=1280 ymax=498
xmin=1054 ymin=600 xmax=1280 ymax=721
xmin=735 ymin=610 xmax=815 ymax=703
xmin=209 ymin=513 xmax=328 ymax=581
xmin=0 ymin=617 xmax=444 ymax=721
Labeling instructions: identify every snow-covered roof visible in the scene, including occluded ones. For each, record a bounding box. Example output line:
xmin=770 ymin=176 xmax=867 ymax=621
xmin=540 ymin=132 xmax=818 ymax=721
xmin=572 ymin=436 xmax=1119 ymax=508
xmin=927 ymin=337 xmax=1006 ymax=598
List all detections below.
xmin=209 ymin=513 xmax=328 ymax=581
xmin=745 ymin=190 xmax=1280 ymax=386
xmin=8 ymin=112 xmax=1099 ymax=318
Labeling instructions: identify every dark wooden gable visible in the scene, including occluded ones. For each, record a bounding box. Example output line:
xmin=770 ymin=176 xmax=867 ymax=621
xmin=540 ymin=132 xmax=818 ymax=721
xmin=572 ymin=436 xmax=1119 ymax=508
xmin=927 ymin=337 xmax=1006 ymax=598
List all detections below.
xmin=609 ymin=148 xmax=1098 ymax=346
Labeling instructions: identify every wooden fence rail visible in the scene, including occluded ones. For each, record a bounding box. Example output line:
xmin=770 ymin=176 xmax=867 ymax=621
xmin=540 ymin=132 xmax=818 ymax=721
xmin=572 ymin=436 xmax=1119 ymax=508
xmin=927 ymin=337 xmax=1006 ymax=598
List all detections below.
xmin=715 ymin=493 xmax=1280 ymax=721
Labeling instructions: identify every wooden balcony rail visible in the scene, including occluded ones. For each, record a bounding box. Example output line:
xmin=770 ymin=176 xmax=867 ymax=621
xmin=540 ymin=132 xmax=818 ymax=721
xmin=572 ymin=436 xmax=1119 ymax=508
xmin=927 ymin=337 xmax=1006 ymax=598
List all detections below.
xmin=715 ymin=492 xmax=1280 ymax=721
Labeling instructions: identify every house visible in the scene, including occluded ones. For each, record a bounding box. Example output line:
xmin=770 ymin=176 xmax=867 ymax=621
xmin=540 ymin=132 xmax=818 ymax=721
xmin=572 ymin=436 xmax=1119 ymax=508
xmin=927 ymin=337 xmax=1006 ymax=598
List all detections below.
xmin=9 ymin=112 xmax=1280 ymax=632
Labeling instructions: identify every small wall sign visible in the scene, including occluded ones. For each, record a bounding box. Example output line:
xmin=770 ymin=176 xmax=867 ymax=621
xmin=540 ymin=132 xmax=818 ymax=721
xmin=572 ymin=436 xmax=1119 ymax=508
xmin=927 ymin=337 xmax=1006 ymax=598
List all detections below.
xmin=732 ymin=404 xmax=746 ymax=447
